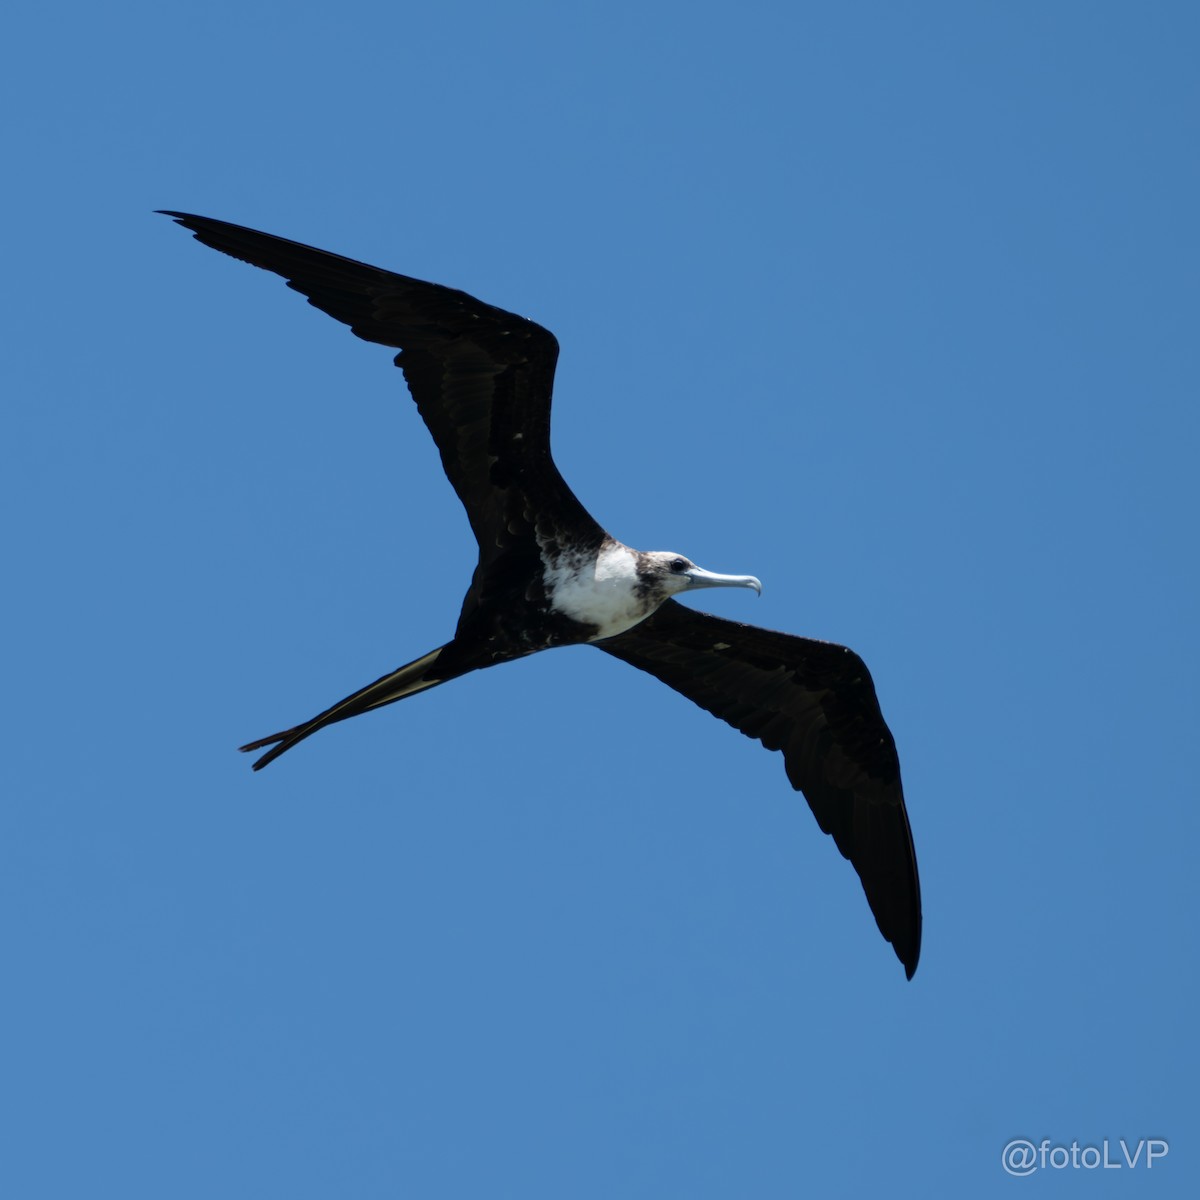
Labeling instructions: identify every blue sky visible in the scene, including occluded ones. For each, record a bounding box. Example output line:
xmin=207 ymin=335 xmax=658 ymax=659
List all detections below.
xmin=4 ymin=2 xmax=1197 ymax=1195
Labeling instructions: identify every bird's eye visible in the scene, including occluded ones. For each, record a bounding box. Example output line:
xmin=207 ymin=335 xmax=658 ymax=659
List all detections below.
xmin=671 ymin=558 xmax=689 ymax=573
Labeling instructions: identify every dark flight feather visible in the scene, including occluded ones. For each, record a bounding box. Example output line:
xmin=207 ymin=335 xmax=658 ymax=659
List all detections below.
xmin=597 ymin=600 xmax=921 ymax=978
xmin=157 ymin=211 xmax=605 ymax=629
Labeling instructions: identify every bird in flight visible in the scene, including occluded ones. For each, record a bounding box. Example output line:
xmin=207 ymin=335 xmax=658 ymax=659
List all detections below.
xmin=161 ymin=212 xmax=922 ymax=977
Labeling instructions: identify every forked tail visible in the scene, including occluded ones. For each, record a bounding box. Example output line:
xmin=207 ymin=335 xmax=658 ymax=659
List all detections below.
xmin=240 ymin=646 xmax=451 ymax=770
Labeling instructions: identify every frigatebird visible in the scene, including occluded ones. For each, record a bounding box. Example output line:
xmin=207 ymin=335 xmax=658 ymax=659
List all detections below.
xmin=161 ymin=212 xmax=922 ymax=978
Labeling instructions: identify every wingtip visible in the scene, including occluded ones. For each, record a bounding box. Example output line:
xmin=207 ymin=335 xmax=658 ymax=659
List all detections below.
xmin=899 ymin=926 xmax=921 ymax=979
xmin=157 ymin=210 xmax=208 ymax=236
xmin=157 ymin=210 xmax=220 ymax=234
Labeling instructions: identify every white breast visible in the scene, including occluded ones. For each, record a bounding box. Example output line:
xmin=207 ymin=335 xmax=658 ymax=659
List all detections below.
xmin=543 ymin=542 xmax=650 ymax=640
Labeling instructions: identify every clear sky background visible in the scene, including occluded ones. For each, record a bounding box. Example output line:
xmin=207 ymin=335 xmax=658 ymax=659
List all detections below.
xmin=4 ymin=2 xmax=1197 ymax=1196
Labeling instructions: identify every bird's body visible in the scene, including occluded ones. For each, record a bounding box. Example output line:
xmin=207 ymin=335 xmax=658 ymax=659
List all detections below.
xmin=162 ymin=211 xmax=922 ymax=978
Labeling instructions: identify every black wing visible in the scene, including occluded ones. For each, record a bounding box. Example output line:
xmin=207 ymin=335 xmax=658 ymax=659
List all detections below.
xmin=159 ymin=212 xmax=606 ymax=586
xmin=597 ymin=599 xmax=921 ymax=978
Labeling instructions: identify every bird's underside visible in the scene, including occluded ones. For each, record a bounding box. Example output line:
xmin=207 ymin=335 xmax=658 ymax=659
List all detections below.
xmin=161 ymin=210 xmax=922 ymax=979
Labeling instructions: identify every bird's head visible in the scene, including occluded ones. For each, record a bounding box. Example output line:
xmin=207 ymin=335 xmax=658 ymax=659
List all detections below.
xmin=636 ymin=551 xmax=762 ymax=604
